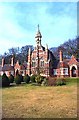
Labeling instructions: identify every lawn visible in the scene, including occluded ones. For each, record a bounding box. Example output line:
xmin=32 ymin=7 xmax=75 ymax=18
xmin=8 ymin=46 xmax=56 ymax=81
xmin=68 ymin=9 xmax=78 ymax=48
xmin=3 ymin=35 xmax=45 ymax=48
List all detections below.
xmin=2 ymin=78 xmax=77 ymax=118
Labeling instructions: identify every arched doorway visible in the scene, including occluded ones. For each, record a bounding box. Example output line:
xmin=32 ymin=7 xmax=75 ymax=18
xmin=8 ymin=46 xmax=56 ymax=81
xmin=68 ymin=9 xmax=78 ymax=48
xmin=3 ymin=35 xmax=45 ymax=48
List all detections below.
xmin=71 ymin=66 xmax=76 ymax=77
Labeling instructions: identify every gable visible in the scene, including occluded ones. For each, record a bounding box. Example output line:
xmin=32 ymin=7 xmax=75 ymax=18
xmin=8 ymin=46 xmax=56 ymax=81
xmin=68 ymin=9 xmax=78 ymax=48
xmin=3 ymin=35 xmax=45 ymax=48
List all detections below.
xmin=14 ymin=62 xmax=20 ymax=70
xmin=32 ymin=46 xmax=45 ymax=59
xmin=2 ymin=64 xmax=14 ymax=71
xmin=68 ymin=55 xmax=78 ymax=65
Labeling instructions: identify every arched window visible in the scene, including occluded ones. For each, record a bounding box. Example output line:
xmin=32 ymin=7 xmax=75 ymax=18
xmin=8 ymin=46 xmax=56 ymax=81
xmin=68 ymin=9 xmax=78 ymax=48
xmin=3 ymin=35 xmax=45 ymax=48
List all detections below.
xmin=40 ymin=61 xmax=44 ymax=67
xmin=32 ymin=61 xmax=36 ymax=67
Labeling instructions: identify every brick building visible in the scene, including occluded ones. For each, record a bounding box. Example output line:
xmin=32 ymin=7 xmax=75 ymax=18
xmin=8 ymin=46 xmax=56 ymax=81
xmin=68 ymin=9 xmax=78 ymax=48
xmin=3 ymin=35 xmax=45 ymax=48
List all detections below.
xmin=0 ymin=26 xmax=79 ymax=78
xmin=0 ymin=57 xmax=27 ymax=77
xmin=53 ymin=50 xmax=79 ymax=77
xmin=27 ymin=25 xmax=56 ymax=77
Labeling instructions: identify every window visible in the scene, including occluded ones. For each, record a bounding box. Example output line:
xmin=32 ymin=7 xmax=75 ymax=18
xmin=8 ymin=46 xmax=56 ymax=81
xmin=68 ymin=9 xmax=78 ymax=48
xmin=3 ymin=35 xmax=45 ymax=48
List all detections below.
xmin=32 ymin=61 xmax=36 ymax=67
xmin=53 ymin=69 xmax=57 ymax=75
xmin=21 ymin=71 xmax=25 ymax=76
xmin=40 ymin=61 xmax=44 ymax=67
xmin=64 ymin=68 xmax=68 ymax=75
xmin=60 ymin=68 xmax=68 ymax=75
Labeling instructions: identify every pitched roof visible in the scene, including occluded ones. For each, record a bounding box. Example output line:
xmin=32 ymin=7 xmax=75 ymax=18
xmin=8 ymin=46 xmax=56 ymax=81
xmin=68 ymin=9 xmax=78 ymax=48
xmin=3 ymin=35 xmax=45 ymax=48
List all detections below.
xmin=57 ymin=61 xmax=69 ymax=68
xmin=76 ymin=58 xmax=79 ymax=62
xmin=41 ymin=46 xmax=45 ymax=51
xmin=48 ymin=50 xmax=58 ymax=68
xmin=1 ymin=64 xmax=14 ymax=71
xmin=20 ymin=63 xmax=27 ymax=70
xmin=68 ymin=55 xmax=78 ymax=65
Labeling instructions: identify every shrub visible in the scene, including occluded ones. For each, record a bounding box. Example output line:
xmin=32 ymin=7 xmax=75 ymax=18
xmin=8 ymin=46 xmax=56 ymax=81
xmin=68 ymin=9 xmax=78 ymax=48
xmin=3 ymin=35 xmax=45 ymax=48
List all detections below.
xmin=56 ymin=78 xmax=66 ymax=86
xmin=48 ymin=77 xmax=57 ymax=86
xmin=2 ymin=73 xmax=10 ymax=87
xmin=15 ymin=74 xmax=22 ymax=84
xmin=41 ymin=78 xmax=48 ymax=86
xmin=47 ymin=77 xmax=66 ymax=86
xmin=9 ymin=74 xmax=14 ymax=83
xmin=35 ymin=75 xmax=44 ymax=84
xmin=24 ymin=74 xmax=30 ymax=83
xmin=19 ymin=74 xmax=23 ymax=82
xmin=30 ymin=75 xmax=37 ymax=83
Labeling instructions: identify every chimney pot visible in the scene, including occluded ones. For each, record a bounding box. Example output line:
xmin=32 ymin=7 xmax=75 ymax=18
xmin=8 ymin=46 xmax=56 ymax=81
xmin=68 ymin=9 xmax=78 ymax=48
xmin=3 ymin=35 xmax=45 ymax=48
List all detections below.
xmin=2 ymin=58 xmax=4 ymax=67
xmin=11 ymin=57 xmax=14 ymax=66
xmin=60 ymin=50 xmax=63 ymax=62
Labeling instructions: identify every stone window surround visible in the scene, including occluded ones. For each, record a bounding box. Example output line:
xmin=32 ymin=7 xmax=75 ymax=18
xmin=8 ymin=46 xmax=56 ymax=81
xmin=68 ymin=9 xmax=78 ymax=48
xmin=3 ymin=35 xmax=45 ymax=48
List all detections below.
xmin=70 ymin=64 xmax=77 ymax=70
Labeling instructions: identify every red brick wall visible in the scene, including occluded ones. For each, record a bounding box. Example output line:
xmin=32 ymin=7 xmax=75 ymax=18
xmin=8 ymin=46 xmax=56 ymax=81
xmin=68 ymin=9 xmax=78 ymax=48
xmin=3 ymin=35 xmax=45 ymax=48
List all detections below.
xmin=27 ymin=46 xmax=51 ymax=76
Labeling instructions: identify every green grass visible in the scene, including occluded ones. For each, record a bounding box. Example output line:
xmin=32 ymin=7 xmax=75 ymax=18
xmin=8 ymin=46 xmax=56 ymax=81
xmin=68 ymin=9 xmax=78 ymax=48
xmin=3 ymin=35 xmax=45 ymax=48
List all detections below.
xmin=2 ymin=78 xmax=77 ymax=118
xmin=65 ymin=77 xmax=78 ymax=86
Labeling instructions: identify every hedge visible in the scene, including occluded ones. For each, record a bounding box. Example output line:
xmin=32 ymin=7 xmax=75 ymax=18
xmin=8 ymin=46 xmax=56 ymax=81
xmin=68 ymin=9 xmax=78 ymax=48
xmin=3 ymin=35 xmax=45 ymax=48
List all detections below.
xmin=2 ymin=73 xmax=10 ymax=87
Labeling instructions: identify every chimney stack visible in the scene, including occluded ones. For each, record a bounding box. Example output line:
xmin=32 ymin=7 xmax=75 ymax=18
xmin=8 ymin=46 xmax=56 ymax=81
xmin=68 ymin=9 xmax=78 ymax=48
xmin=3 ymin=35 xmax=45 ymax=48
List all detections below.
xmin=11 ymin=57 xmax=14 ymax=66
xmin=59 ymin=50 xmax=63 ymax=62
xmin=46 ymin=44 xmax=48 ymax=50
xmin=28 ymin=47 xmax=31 ymax=56
xmin=2 ymin=58 xmax=4 ymax=67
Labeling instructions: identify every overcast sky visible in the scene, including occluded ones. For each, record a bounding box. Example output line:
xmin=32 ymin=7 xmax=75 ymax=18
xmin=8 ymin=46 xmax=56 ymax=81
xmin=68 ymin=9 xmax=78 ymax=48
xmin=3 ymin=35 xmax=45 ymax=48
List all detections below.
xmin=0 ymin=2 xmax=77 ymax=54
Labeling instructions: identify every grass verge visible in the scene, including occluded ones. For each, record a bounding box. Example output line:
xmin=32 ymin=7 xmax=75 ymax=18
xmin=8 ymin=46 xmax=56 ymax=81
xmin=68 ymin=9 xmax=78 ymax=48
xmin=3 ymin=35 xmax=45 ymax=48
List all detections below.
xmin=2 ymin=78 xmax=77 ymax=118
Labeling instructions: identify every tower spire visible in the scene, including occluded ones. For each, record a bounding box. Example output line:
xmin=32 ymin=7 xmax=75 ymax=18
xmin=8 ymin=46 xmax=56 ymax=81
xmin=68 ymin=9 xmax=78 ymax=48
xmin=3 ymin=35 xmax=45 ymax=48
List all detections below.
xmin=38 ymin=24 xmax=39 ymax=32
xmin=35 ymin=25 xmax=42 ymax=46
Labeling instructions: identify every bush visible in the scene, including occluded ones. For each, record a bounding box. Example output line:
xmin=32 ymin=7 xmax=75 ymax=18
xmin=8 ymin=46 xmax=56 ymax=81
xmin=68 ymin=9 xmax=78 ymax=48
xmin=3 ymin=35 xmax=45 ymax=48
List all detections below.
xmin=24 ymin=74 xmax=30 ymax=84
xmin=2 ymin=73 xmax=10 ymax=87
xmin=41 ymin=78 xmax=48 ymax=86
xmin=19 ymin=74 xmax=23 ymax=82
xmin=35 ymin=75 xmax=44 ymax=84
xmin=30 ymin=75 xmax=37 ymax=83
xmin=9 ymin=74 xmax=14 ymax=83
xmin=47 ymin=77 xmax=66 ymax=86
xmin=48 ymin=77 xmax=57 ymax=86
xmin=15 ymin=74 xmax=22 ymax=84
xmin=56 ymin=78 xmax=66 ymax=86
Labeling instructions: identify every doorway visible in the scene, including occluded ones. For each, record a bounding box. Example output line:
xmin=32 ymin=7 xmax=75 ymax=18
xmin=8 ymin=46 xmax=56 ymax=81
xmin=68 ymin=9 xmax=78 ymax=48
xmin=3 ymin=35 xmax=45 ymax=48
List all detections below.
xmin=71 ymin=66 xmax=76 ymax=77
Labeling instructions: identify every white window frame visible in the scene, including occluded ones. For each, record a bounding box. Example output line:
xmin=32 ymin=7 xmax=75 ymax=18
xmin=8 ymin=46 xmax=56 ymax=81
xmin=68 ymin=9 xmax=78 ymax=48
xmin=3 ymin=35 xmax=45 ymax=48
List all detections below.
xmin=60 ymin=68 xmax=68 ymax=75
xmin=60 ymin=68 xmax=64 ymax=75
xmin=40 ymin=60 xmax=44 ymax=67
xmin=32 ymin=61 xmax=36 ymax=67
xmin=53 ymin=69 xmax=57 ymax=75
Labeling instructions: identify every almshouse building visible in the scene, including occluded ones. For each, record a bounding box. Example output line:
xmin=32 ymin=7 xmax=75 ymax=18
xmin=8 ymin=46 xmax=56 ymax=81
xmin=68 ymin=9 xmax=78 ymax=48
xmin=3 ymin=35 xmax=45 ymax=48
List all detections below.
xmin=0 ymin=26 xmax=79 ymax=77
xmin=27 ymin=25 xmax=57 ymax=77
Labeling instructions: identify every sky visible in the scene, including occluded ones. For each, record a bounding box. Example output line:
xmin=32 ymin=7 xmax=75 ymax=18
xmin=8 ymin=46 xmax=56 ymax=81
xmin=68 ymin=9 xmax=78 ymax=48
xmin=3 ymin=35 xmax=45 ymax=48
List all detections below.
xmin=0 ymin=2 xmax=77 ymax=55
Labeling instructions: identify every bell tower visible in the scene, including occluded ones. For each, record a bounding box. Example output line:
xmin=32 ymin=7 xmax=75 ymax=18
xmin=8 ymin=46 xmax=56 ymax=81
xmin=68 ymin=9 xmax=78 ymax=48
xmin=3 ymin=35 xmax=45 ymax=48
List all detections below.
xmin=35 ymin=24 xmax=42 ymax=47
xmin=35 ymin=25 xmax=42 ymax=75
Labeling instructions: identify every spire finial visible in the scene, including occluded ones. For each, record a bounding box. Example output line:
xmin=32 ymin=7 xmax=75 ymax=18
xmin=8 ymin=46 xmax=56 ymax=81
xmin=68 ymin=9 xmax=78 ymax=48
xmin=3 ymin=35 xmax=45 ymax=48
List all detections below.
xmin=38 ymin=24 xmax=39 ymax=32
